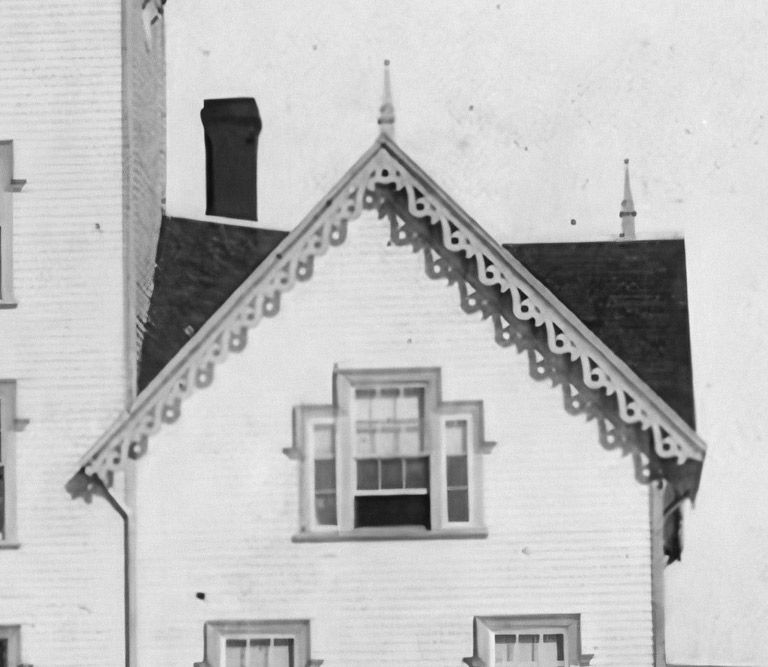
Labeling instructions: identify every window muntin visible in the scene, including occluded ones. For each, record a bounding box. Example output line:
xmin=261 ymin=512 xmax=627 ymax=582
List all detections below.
xmin=294 ymin=368 xmax=491 ymax=539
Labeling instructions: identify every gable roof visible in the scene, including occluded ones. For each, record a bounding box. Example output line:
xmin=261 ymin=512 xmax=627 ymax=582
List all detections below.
xmin=138 ymin=216 xmax=287 ymax=392
xmin=505 ymin=240 xmax=695 ymax=429
xmin=79 ymin=134 xmax=706 ymax=495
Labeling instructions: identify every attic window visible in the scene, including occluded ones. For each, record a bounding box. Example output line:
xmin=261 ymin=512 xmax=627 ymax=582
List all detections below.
xmin=290 ymin=368 xmax=495 ymax=542
xmin=201 ymin=98 xmax=262 ymax=221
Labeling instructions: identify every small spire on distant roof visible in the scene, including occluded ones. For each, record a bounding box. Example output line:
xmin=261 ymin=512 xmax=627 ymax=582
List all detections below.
xmin=378 ymin=60 xmax=395 ymax=139
xmin=619 ymin=158 xmax=637 ymax=240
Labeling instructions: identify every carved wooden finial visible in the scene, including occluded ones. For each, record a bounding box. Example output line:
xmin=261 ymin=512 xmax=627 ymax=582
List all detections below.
xmin=378 ymin=60 xmax=395 ymax=139
xmin=619 ymin=158 xmax=637 ymax=240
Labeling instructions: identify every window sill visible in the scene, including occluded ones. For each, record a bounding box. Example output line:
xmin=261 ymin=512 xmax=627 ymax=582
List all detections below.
xmin=292 ymin=526 xmax=488 ymax=542
xmin=0 ymin=541 xmax=21 ymax=549
xmin=0 ymin=300 xmax=18 ymax=309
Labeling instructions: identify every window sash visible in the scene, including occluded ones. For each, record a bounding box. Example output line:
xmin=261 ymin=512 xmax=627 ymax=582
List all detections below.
xmin=354 ymin=385 xmax=426 ymax=457
xmin=224 ymin=636 xmax=294 ymax=667
xmin=494 ymin=632 xmax=565 ymax=667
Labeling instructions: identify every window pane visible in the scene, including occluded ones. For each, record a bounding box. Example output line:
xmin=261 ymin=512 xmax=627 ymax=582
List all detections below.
xmin=381 ymin=458 xmax=404 ymax=489
xmin=445 ymin=420 xmax=467 ymax=454
xmin=357 ymin=459 xmax=379 ymax=490
xmin=405 ymin=457 xmax=429 ymax=489
xmin=355 ymin=389 xmax=375 ymax=421
xmin=447 ymin=455 xmax=468 ymax=487
xmin=376 ymin=428 xmax=397 ymax=456
xmin=315 ymin=493 xmax=337 ymax=526
xmin=356 ymin=428 xmax=375 ymax=456
xmin=518 ymin=635 xmax=539 ymax=662
xmin=313 ymin=424 xmax=335 ymax=459
xmin=0 ymin=639 xmax=6 ymax=667
xmin=225 ymin=639 xmax=247 ymax=667
xmin=447 ymin=489 xmax=469 ymax=522
xmin=398 ymin=426 xmax=422 ymax=456
xmin=354 ymin=493 xmax=431 ymax=528
xmin=272 ymin=638 xmax=294 ymax=667
xmin=542 ymin=634 xmax=564 ymax=665
xmin=248 ymin=639 xmax=270 ymax=667
xmin=399 ymin=388 xmax=424 ymax=420
xmin=314 ymin=459 xmax=336 ymax=492
xmin=371 ymin=389 xmax=397 ymax=421
xmin=495 ymin=635 xmax=516 ymax=664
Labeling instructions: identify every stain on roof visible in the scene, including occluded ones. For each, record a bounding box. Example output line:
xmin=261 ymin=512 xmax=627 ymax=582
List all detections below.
xmin=505 ymin=239 xmax=695 ymax=429
xmin=137 ymin=216 xmax=288 ymax=392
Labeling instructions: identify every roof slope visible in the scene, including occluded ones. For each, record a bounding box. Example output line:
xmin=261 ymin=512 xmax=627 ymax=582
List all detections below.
xmin=505 ymin=240 xmax=695 ymax=429
xmin=138 ymin=217 xmax=287 ymax=391
xmin=80 ymin=135 xmax=705 ymax=497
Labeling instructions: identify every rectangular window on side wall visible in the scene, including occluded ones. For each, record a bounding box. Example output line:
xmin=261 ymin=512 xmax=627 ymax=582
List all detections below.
xmin=0 ymin=382 xmax=19 ymax=545
xmin=0 ymin=626 xmax=20 ymax=667
xmin=201 ymin=98 xmax=262 ymax=221
xmin=199 ymin=620 xmax=313 ymax=667
xmin=0 ymin=141 xmax=22 ymax=307
xmin=469 ymin=616 xmax=581 ymax=667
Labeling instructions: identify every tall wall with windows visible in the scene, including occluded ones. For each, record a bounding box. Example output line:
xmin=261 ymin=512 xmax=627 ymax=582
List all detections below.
xmin=0 ymin=1 xmax=133 ymax=665
xmin=133 ymin=212 xmax=655 ymax=667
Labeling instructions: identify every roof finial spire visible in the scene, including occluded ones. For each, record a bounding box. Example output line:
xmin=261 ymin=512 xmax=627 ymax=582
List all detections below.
xmin=620 ymin=158 xmax=637 ymax=240
xmin=378 ymin=59 xmax=395 ymax=139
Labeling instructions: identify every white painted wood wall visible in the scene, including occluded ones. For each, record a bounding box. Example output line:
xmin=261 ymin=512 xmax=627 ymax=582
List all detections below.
xmin=135 ymin=212 xmax=655 ymax=667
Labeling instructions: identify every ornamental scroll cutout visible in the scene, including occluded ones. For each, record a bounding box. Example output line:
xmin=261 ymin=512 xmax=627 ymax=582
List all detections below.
xmin=84 ymin=144 xmax=704 ymax=485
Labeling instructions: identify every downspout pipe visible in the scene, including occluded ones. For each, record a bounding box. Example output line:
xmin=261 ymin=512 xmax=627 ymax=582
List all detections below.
xmin=90 ymin=472 xmax=131 ymax=667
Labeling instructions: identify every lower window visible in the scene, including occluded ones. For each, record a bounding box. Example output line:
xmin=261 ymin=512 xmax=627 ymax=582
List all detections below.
xmin=469 ymin=616 xmax=580 ymax=667
xmin=0 ymin=626 xmax=19 ymax=667
xmin=226 ymin=637 xmax=294 ymax=667
xmin=198 ymin=620 xmax=312 ymax=667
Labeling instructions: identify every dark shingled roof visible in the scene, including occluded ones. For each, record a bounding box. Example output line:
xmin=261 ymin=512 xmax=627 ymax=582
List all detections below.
xmin=505 ymin=239 xmax=695 ymax=429
xmin=137 ymin=216 xmax=288 ymax=392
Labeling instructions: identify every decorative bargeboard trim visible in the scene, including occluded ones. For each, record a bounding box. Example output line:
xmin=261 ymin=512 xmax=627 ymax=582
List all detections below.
xmin=82 ymin=136 xmax=705 ymax=485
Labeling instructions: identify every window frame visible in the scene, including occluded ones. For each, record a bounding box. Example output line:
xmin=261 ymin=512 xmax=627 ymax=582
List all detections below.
xmin=0 ymin=141 xmax=19 ymax=308
xmin=0 ymin=625 xmax=20 ymax=667
xmin=291 ymin=367 xmax=493 ymax=541
xmin=468 ymin=616 xmax=581 ymax=667
xmin=196 ymin=620 xmax=311 ymax=667
xmin=0 ymin=381 xmax=19 ymax=547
